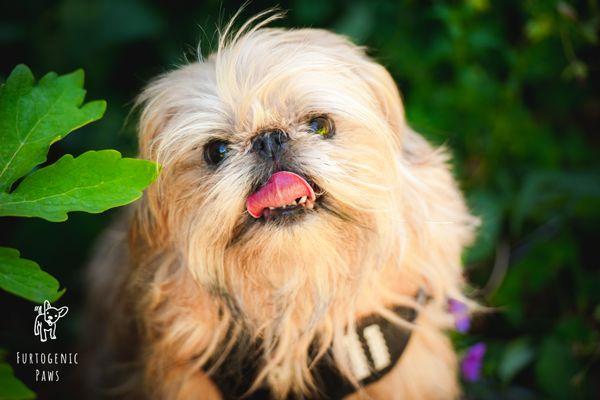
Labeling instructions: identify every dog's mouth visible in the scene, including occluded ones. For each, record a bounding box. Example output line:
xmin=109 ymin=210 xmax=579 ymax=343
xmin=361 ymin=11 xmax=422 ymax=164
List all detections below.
xmin=246 ymin=171 xmax=320 ymax=221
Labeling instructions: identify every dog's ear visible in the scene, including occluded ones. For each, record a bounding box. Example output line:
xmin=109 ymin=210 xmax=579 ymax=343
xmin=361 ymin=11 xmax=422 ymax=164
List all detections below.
xmin=132 ymin=73 xmax=182 ymax=251
xmin=356 ymin=55 xmax=477 ymax=301
xmin=57 ymin=306 xmax=68 ymax=318
xmin=356 ymin=58 xmax=406 ymax=140
xmin=355 ymin=57 xmax=447 ymax=164
xmin=356 ymin=56 xmax=442 ymax=164
xmin=135 ymin=77 xmax=177 ymax=160
xmin=43 ymin=300 xmax=50 ymax=312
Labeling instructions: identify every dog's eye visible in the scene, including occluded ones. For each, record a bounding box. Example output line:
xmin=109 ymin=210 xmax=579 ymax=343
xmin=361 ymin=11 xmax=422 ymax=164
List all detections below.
xmin=204 ymin=140 xmax=230 ymax=165
xmin=308 ymin=116 xmax=335 ymax=138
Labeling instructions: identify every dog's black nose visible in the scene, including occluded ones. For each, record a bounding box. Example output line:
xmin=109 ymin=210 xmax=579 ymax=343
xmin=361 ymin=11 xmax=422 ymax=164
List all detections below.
xmin=251 ymin=130 xmax=289 ymax=162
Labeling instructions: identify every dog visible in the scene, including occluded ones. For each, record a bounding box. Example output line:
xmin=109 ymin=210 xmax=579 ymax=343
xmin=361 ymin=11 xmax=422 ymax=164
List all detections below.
xmin=34 ymin=300 xmax=68 ymax=342
xmin=84 ymin=12 xmax=477 ymax=400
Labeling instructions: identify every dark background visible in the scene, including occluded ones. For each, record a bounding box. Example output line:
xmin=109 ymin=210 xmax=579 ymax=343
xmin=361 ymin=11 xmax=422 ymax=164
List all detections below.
xmin=1 ymin=0 xmax=599 ymax=399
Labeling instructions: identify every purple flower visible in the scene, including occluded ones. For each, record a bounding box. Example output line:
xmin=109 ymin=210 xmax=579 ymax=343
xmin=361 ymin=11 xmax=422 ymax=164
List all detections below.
xmin=461 ymin=342 xmax=486 ymax=382
xmin=448 ymin=298 xmax=471 ymax=333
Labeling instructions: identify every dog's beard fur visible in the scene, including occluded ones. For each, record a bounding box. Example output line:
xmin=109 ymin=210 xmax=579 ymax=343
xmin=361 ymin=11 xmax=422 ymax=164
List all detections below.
xmin=86 ymin=12 xmax=478 ymax=400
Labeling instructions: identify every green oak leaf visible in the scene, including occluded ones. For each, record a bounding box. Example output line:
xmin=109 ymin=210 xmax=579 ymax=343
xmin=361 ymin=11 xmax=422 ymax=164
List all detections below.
xmin=0 ymin=64 xmax=106 ymax=192
xmin=0 ymin=150 xmax=159 ymax=222
xmin=0 ymin=362 xmax=35 ymax=400
xmin=0 ymin=247 xmax=63 ymax=303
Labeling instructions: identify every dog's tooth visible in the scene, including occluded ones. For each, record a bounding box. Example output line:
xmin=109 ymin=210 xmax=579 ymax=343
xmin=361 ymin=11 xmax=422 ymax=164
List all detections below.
xmin=299 ymin=196 xmax=307 ymax=204
xmin=291 ymin=200 xmax=297 ymax=206
xmin=269 ymin=207 xmax=275 ymax=210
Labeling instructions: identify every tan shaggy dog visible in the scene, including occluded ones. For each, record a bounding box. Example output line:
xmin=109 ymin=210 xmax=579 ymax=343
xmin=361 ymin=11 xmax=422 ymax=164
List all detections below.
xmin=84 ymin=12 xmax=478 ymax=400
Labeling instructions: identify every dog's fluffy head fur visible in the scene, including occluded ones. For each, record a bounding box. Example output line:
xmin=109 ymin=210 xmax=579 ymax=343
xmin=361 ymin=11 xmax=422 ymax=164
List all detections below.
xmin=131 ymin=12 xmax=477 ymax=398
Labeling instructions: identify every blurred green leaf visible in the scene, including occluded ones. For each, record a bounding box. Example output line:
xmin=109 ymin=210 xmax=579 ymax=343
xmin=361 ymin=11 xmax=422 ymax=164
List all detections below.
xmin=594 ymin=305 xmax=600 ymax=322
xmin=499 ymin=338 xmax=535 ymax=383
xmin=563 ymin=60 xmax=588 ymax=80
xmin=466 ymin=191 xmax=503 ymax=263
xmin=526 ymin=16 xmax=554 ymax=42
xmin=579 ymin=21 xmax=598 ymax=44
xmin=557 ymin=2 xmax=577 ymax=22
xmin=0 ymin=247 xmax=63 ymax=303
xmin=0 ymin=150 xmax=159 ymax=222
xmin=512 ymin=171 xmax=600 ymax=233
xmin=0 ymin=362 xmax=35 ymax=399
xmin=466 ymin=0 xmax=490 ymax=12
xmin=492 ymin=233 xmax=577 ymax=324
xmin=334 ymin=1 xmax=375 ymax=42
xmin=535 ymin=337 xmax=579 ymax=399
xmin=293 ymin=0 xmax=335 ymax=24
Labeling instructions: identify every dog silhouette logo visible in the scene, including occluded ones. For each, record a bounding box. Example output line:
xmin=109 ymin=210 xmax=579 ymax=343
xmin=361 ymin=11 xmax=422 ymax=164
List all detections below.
xmin=34 ymin=300 xmax=68 ymax=342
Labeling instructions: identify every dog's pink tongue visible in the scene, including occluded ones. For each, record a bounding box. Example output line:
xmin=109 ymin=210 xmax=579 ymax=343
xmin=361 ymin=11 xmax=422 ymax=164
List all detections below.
xmin=246 ymin=171 xmax=315 ymax=218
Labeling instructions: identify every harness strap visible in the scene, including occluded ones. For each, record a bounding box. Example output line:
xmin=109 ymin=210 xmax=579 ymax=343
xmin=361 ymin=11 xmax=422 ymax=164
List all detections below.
xmin=311 ymin=305 xmax=419 ymax=400
xmin=208 ymin=292 xmax=426 ymax=399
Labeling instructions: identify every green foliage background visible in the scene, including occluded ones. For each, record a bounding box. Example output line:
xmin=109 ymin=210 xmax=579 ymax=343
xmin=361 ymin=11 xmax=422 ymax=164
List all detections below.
xmin=1 ymin=0 xmax=598 ymax=399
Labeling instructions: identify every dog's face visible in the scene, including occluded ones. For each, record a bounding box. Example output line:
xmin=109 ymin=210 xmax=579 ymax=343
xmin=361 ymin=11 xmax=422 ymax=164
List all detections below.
xmin=136 ymin=26 xmax=428 ymax=306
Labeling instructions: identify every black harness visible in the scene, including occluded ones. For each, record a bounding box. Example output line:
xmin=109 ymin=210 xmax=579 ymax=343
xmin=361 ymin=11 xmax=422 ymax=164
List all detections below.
xmin=207 ymin=295 xmax=425 ymax=400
